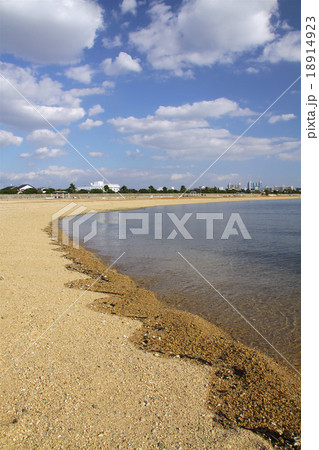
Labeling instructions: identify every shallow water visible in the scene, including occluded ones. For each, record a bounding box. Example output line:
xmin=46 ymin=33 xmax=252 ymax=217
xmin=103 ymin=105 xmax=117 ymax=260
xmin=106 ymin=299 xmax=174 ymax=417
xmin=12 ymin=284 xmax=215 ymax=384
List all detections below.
xmin=62 ymin=199 xmax=301 ymax=369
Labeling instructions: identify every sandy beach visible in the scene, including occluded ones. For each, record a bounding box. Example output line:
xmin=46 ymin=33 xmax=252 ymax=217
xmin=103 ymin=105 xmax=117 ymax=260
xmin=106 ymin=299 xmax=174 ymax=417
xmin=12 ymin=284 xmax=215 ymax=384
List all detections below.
xmin=0 ymin=197 xmax=300 ymax=449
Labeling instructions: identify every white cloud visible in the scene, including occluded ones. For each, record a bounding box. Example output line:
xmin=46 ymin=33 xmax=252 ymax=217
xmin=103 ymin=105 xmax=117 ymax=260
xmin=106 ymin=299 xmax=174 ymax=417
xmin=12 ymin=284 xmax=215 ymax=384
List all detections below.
xmin=1 ymin=165 xmax=162 ymax=184
xmin=33 ymin=106 xmax=85 ymax=126
xmin=0 ymin=0 xmax=103 ymax=64
xmin=260 ymin=31 xmax=300 ymax=63
xmin=246 ymin=67 xmax=259 ymax=74
xmin=0 ymin=63 xmax=89 ymax=130
xmin=109 ymin=116 xmax=211 ymax=134
xmin=27 ymin=129 xmax=69 ymax=147
xmin=109 ymin=97 xmax=256 ymax=136
xmin=102 ymin=80 xmax=115 ymax=89
xmin=209 ymin=173 xmax=240 ymax=182
xmin=121 ymin=0 xmax=137 ymax=15
xmin=152 ymin=155 xmax=169 ymax=161
xmin=0 ymin=130 xmax=23 ymax=148
xmin=19 ymin=147 xmax=67 ymax=159
xmin=100 ymin=167 xmax=164 ymax=181
xmin=0 ymin=166 xmax=90 ymax=183
xmin=88 ymin=104 xmax=104 ymax=117
xmin=277 ymin=150 xmax=300 ymax=161
xmin=65 ymin=65 xmax=95 ymax=84
xmin=101 ymin=52 xmax=142 ymax=76
xmin=268 ymin=113 xmax=296 ymax=124
xmin=130 ymin=0 xmax=278 ymax=75
xmin=0 ymin=165 xmax=165 ymax=187
xmin=78 ymin=118 xmax=103 ymax=130
xmin=170 ymin=172 xmax=193 ymax=181
xmin=1 ymin=63 xmax=68 ymax=105
xmin=88 ymin=152 xmax=105 ymax=157
xmin=67 ymin=87 xmax=106 ymax=98
xmin=0 ymin=165 xmax=161 ymax=187
xmin=102 ymin=35 xmax=122 ymax=48
xmin=125 ymin=148 xmax=142 ymax=158
xmin=109 ymin=103 xmax=300 ymax=161
xmin=281 ymin=21 xmax=292 ymax=31
xmin=156 ymin=98 xmax=256 ymax=119
xmin=59 ymin=88 xmax=107 ymax=116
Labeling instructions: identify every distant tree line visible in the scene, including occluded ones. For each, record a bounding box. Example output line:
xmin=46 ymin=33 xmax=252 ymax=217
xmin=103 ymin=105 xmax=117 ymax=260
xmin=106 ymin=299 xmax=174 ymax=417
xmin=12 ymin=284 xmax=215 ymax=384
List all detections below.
xmin=66 ymin=184 xmax=190 ymax=194
xmin=0 ymin=183 xmax=301 ymax=195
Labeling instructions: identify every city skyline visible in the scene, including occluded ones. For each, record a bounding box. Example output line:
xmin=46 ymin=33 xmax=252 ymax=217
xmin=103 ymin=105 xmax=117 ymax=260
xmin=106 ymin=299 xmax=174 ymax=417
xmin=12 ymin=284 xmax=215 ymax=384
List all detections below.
xmin=1 ymin=178 xmax=300 ymax=194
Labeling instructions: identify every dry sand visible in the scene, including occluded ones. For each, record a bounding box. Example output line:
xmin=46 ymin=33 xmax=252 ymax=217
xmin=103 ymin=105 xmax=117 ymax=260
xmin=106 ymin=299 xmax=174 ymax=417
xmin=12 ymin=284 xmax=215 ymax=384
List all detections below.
xmin=0 ymin=197 xmax=299 ymax=449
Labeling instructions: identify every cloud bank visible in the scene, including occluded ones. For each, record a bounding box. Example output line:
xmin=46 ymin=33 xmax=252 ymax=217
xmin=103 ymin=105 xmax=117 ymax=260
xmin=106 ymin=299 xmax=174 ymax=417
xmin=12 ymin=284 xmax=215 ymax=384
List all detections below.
xmin=130 ymin=0 xmax=280 ymax=75
xmin=0 ymin=0 xmax=103 ymax=64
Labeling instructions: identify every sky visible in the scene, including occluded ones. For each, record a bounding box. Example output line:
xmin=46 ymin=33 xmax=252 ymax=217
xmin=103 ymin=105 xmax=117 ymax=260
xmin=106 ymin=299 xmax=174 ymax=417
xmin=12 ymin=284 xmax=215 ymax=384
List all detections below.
xmin=0 ymin=0 xmax=301 ymax=190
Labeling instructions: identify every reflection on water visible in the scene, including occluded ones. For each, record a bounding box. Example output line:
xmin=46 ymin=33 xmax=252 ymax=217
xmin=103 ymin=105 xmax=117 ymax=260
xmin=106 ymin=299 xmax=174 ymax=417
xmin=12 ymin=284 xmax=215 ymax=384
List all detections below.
xmin=62 ymin=199 xmax=301 ymax=369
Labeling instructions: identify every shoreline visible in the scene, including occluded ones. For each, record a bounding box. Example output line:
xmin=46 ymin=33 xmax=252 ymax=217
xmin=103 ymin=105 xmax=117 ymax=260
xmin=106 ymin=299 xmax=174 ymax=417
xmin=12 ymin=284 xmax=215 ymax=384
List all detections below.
xmin=0 ymin=192 xmax=301 ymax=203
xmin=0 ymin=192 xmax=301 ymax=210
xmin=68 ymin=196 xmax=300 ymax=371
xmin=59 ymin=226 xmax=300 ymax=448
xmin=0 ymin=197 xmax=300 ymax=448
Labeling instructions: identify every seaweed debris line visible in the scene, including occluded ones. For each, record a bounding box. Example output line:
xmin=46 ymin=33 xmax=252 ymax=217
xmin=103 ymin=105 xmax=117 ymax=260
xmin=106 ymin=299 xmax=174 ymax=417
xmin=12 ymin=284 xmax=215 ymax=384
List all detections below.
xmin=57 ymin=228 xmax=300 ymax=449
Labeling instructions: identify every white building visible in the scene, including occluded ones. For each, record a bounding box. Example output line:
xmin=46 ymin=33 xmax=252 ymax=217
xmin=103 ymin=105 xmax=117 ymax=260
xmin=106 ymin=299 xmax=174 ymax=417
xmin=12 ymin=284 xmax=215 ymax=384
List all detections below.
xmin=79 ymin=181 xmax=120 ymax=192
xmin=107 ymin=183 xmax=120 ymax=192
xmin=17 ymin=184 xmax=35 ymax=193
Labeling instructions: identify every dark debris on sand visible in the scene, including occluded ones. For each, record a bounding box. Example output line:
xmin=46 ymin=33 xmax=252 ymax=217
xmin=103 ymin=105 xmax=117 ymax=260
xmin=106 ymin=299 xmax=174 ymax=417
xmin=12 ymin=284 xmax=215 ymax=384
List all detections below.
xmin=51 ymin=225 xmax=300 ymax=449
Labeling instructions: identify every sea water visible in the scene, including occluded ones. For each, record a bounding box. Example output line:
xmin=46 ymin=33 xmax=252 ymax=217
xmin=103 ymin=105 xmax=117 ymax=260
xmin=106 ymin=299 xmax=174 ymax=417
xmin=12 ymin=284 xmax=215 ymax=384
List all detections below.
xmin=62 ymin=199 xmax=301 ymax=369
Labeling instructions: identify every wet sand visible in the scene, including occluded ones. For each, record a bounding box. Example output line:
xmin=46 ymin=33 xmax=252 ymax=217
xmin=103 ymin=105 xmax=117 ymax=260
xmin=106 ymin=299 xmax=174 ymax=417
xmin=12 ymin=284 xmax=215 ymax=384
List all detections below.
xmin=0 ymin=197 xmax=300 ymax=448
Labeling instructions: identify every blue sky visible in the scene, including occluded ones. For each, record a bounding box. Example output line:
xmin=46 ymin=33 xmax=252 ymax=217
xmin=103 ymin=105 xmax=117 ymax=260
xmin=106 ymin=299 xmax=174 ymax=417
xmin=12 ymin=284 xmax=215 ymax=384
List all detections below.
xmin=0 ymin=0 xmax=300 ymax=189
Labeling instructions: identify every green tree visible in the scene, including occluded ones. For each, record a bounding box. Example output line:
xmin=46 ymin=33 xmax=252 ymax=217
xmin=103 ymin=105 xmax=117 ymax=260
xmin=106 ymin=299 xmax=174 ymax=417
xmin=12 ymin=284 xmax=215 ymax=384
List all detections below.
xmin=119 ymin=185 xmax=129 ymax=193
xmin=22 ymin=188 xmax=39 ymax=194
xmin=162 ymin=186 xmax=168 ymax=193
xmin=66 ymin=183 xmax=76 ymax=193
xmin=0 ymin=188 xmax=18 ymax=194
xmin=148 ymin=185 xmax=157 ymax=193
xmin=180 ymin=185 xmax=186 ymax=193
xmin=104 ymin=185 xmax=115 ymax=193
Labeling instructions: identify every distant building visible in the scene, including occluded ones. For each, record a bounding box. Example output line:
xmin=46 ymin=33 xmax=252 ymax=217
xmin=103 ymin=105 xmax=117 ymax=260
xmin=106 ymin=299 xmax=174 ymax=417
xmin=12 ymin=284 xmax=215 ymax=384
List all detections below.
xmin=0 ymin=184 xmax=35 ymax=193
xmin=272 ymin=186 xmax=285 ymax=192
xmin=18 ymin=184 xmax=35 ymax=192
xmin=227 ymin=183 xmax=242 ymax=190
xmin=78 ymin=181 xmax=120 ymax=192
xmin=247 ymin=180 xmax=263 ymax=191
xmin=0 ymin=185 xmax=17 ymax=192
